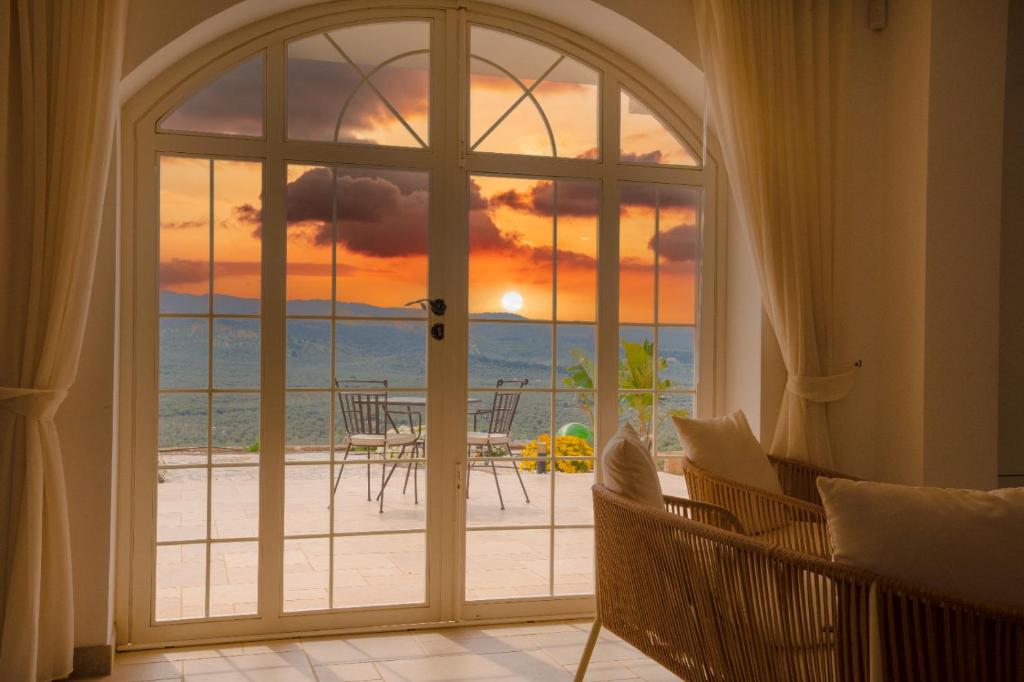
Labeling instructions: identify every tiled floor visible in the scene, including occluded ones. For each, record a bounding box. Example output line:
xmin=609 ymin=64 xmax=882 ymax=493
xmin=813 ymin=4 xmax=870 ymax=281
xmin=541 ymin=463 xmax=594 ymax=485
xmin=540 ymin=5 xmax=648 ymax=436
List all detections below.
xmin=89 ymin=621 xmax=682 ymax=681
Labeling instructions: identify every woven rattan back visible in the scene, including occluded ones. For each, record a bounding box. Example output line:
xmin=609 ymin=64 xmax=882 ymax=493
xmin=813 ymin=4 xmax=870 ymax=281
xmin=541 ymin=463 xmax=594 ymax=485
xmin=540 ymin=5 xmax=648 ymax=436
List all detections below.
xmin=592 ymin=485 xmax=1024 ymax=682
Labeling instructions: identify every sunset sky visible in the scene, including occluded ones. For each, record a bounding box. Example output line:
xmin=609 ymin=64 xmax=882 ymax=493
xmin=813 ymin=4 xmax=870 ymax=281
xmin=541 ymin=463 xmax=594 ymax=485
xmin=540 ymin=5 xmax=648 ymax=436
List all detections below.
xmin=159 ymin=21 xmax=699 ymax=325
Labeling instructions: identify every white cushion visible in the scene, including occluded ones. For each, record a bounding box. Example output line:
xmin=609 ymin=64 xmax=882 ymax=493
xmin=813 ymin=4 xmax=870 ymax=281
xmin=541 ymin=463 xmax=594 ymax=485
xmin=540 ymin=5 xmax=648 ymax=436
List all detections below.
xmin=817 ymin=477 xmax=1024 ymax=609
xmin=466 ymin=432 xmax=510 ymax=446
xmin=672 ymin=410 xmax=783 ymax=496
xmin=601 ymin=423 xmax=664 ymax=509
xmin=349 ymin=432 xmax=418 ymax=447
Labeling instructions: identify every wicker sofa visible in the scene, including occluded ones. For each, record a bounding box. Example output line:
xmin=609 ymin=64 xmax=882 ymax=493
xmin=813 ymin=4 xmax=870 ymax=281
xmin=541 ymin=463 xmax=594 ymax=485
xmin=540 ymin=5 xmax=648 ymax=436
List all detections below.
xmin=579 ymin=485 xmax=1024 ymax=682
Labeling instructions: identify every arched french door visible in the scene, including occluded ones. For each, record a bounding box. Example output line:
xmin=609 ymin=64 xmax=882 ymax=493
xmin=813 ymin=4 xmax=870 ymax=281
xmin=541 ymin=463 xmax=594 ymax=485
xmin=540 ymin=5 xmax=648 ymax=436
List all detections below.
xmin=120 ymin=3 xmax=715 ymax=646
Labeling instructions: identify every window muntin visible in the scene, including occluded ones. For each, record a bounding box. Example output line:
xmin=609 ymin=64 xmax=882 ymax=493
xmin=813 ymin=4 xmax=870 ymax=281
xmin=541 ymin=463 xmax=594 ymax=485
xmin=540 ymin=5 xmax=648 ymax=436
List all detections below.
xmin=144 ymin=13 xmax=706 ymax=629
xmin=156 ymin=156 xmax=263 ymax=621
xmin=469 ymin=26 xmax=599 ymax=158
xmin=287 ymin=21 xmax=430 ymax=147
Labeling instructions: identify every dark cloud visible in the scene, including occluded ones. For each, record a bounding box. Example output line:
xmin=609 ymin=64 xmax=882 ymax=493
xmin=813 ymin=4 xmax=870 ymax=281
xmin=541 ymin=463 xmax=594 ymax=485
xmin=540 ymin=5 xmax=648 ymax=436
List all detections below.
xmin=287 ymin=58 xmax=428 ymax=141
xmin=652 ymin=224 xmax=697 ymax=263
xmin=162 ymin=58 xmax=263 ymax=135
xmin=489 ymin=180 xmax=598 ymax=217
xmin=621 ymin=150 xmax=663 ymax=164
xmin=160 ymin=219 xmax=207 ymax=231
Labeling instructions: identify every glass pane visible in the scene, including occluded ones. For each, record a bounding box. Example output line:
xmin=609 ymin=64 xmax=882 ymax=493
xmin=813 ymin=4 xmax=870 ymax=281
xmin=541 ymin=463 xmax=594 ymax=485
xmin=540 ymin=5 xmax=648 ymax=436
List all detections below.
xmin=287 ymin=22 xmax=429 ymax=147
xmin=212 ymin=394 xmax=260 ymax=463
xmin=658 ymin=326 xmax=694 ymax=390
xmin=335 ymin=321 xmax=425 ymax=389
xmin=554 ymin=529 xmax=594 ymax=595
xmin=555 ymin=180 xmax=598 ymax=321
xmin=333 ymin=463 xmax=428 ymax=533
xmin=658 ymin=185 xmax=700 ymax=324
xmin=155 ymin=544 xmax=206 ymax=621
xmin=468 ymin=323 xmax=552 ymax=389
xmin=531 ymin=57 xmax=599 ymax=159
xmin=620 ymin=89 xmax=697 ymax=166
xmin=286 ymin=465 xmax=330 ymax=536
xmin=286 ymin=164 xmax=333 ymax=314
xmin=469 ymin=26 xmax=597 ymax=159
xmin=469 ymin=176 xmax=553 ymax=320
xmin=284 ymin=538 xmax=329 ymax=612
xmin=286 ymin=392 xmax=331 ymax=462
xmin=209 ymin=542 xmax=258 ymax=617
xmin=286 ymin=319 xmax=331 ymax=388
xmin=160 ymin=156 xmax=209 ymax=313
xmin=157 ymin=468 xmax=207 ymax=542
xmin=619 ymin=326 xmax=655 ymax=390
xmin=160 ymin=318 xmax=208 ymax=389
xmin=656 ymin=393 xmax=694 ymax=456
xmin=332 ymin=533 xmax=425 ymax=608
xmin=335 ymin=168 xmax=429 ymax=312
xmin=557 ymin=325 xmax=594 ymax=390
xmin=465 ymin=530 xmax=550 ymax=600
xmin=619 ymin=392 xmax=653 ymax=449
xmin=619 ymin=183 xmax=656 ymax=323
xmin=212 ymin=160 xmax=262 ymax=311
xmin=554 ymin=468 xmax=595 ymax=527
xmin=161 ymin=54 xmax=264 ymax=137
xmin=211 ymin=468 xmax=259 ymax=539
xmin=212 ymin=319 xmax=259 ymax=389
xmin=158 ymin=393 xmax=208 ymax=463
xmin=556 ymin=393 xmax=595 ymax=455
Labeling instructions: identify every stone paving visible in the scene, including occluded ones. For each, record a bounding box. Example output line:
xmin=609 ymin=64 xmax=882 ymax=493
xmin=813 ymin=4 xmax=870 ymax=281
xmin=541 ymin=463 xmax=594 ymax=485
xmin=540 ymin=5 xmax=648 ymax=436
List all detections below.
xmin=155 ymin=455 xmax=686 ymax=620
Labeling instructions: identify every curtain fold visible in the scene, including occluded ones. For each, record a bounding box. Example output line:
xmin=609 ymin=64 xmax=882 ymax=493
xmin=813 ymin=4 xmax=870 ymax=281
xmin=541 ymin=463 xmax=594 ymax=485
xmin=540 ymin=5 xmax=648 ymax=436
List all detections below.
xmin=0 ymin=1 xmax=124 ymax=679
xmin=695 ymin=0 xmax=853 ymax=466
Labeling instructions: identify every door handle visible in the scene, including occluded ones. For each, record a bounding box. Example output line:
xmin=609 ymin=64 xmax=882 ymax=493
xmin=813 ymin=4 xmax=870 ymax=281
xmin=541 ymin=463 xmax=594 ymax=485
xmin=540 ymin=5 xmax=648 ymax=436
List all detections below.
xmin=405 ymin=298 xmax=447 ymax=316
xmin=431 ymin=323 xmax=444 ymax=341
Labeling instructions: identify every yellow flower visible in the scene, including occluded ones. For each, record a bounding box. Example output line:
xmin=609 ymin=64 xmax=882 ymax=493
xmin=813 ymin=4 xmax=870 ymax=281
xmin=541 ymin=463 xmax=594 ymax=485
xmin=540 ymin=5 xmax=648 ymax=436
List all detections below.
xmin=519 ymin=434 xmax=593 ymax=473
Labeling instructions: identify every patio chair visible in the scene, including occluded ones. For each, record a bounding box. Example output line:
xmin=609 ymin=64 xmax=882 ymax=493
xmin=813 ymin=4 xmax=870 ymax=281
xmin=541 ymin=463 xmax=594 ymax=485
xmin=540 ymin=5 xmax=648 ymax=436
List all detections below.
xmin=332 ymin=379 xmax=419 ymax=513
xmin=466 ymin=378 xmax=530 ymax=511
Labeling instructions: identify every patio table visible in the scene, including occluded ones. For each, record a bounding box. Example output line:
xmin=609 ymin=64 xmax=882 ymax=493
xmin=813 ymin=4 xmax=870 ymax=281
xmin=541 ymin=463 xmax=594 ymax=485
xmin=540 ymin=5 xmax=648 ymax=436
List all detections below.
xmin=386 ymin=396 xmax=482 ymax=407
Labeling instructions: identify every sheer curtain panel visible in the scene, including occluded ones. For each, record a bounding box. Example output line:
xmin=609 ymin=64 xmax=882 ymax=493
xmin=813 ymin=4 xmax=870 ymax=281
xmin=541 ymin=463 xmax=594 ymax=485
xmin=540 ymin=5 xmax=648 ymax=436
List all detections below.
xmin=0 ymin=1 xmax=125 ymax=679
xmin=695 ymin=0 xmax=855 ymax=466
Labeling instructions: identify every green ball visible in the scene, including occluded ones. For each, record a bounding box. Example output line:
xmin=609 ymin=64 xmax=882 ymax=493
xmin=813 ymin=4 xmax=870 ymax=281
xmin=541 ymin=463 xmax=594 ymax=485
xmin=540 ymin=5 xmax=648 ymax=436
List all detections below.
xmin=556 ymin=422 xmax=593 ymax=445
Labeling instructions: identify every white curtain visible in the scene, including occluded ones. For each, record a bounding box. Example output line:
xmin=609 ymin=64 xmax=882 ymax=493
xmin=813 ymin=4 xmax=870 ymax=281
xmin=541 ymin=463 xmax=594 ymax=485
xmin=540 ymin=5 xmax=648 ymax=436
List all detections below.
xmin=695 ymin=0 xmax=855 ymax=466
xmin=0 ymin=1 xmax=124 ymax=679
xmin=696 ymin=0 xmax=856 ymax=464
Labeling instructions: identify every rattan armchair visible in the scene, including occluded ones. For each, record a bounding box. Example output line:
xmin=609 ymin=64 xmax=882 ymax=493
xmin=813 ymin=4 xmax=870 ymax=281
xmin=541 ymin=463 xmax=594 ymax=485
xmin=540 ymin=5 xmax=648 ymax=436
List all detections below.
xmin=578 ymin=485 xmax=1024 ymax=682
xmin=679 ymin=457 xmax=842 ymax=559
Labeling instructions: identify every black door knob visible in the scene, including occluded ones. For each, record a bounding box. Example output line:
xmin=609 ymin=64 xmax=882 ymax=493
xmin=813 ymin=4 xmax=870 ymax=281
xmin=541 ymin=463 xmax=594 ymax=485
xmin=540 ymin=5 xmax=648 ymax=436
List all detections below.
xmin=430 ymin=323 xmax=444 ymax=340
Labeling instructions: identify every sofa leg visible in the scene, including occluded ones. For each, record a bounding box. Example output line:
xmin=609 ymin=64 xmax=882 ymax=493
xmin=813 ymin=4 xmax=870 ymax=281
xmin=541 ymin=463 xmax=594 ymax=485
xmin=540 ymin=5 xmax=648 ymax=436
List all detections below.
xmin=574 ymin=616 xmax=602 ymax=682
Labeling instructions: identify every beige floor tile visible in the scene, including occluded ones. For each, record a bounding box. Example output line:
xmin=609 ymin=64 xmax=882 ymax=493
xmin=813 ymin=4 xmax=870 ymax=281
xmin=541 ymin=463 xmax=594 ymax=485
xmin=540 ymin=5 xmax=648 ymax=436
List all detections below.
xmin=375 ymin=650 xmax=571 ymax=681
xmin=182 ymin=651 xmax=314 ymax=681
xmin=314 ymin=662 xmax=383 ymax=681
xmin=301 ymin=634 xmax=426 ymax=666
xmin=563 ymin=660 xmax=642 ymax=681
xmin=108 ymin=660 xmax=182 ymax=681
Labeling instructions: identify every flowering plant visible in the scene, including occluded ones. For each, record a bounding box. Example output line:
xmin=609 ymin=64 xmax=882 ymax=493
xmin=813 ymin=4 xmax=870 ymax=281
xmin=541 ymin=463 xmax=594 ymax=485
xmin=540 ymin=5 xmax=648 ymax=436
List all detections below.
xmin=518 ymin=434 xmax=594 ymax=473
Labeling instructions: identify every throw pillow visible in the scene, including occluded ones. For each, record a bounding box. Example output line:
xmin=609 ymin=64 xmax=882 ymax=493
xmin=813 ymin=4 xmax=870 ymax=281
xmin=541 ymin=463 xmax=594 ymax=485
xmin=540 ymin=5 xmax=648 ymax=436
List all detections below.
xmin=601 ymin=423 xmax=664 ymax=508
xmin=817 ymin=477 xmax=1024 ymax=609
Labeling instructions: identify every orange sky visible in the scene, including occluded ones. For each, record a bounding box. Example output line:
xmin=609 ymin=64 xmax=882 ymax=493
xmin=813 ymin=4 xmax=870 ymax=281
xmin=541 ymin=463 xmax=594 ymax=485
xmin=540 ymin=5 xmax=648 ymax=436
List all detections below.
xmin=159 ymin=32 xmax=699 ymax=324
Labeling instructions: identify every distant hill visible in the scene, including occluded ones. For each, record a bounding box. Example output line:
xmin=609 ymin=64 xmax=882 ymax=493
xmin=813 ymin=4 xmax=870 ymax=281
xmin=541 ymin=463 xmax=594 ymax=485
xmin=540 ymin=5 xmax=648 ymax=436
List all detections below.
xmin=157 ymin=290 xmax=693 ymax=452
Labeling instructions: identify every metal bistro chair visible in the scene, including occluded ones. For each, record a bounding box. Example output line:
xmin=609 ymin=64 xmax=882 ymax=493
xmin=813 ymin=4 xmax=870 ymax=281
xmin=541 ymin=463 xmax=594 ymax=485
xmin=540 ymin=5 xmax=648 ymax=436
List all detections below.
xmin=466 ymin=378 xmax=530 ymax=511
xmin=332 ymin=380 xmax=419 ymax=513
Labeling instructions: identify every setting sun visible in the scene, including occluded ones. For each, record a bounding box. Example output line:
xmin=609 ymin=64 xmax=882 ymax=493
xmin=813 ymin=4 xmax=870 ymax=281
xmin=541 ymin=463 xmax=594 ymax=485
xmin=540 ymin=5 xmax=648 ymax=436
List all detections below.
xmin=501 ymin=291 xmax=524 ymax=313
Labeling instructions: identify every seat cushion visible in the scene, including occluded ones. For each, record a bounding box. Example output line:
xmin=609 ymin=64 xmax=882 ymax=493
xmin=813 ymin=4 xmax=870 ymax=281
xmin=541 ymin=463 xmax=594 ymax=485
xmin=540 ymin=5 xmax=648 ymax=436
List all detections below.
xmin=672 ymin=410 xmax=783 ymax=496
xmin=349 ymin=432 xmax=418 ymax=447
xmin=818 ymin=477 xmax=1024 ymax=609
xmin=466 ymin=432 xmax=510 ymax=446
xmin=601 ymin=423 xmax=664 ymax=508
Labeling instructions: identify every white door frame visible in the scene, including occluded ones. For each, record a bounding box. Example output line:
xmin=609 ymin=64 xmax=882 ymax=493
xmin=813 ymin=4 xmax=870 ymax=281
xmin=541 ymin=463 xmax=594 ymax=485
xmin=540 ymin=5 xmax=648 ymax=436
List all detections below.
xmin=115 ymin=0 xmax=718 ymax=648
